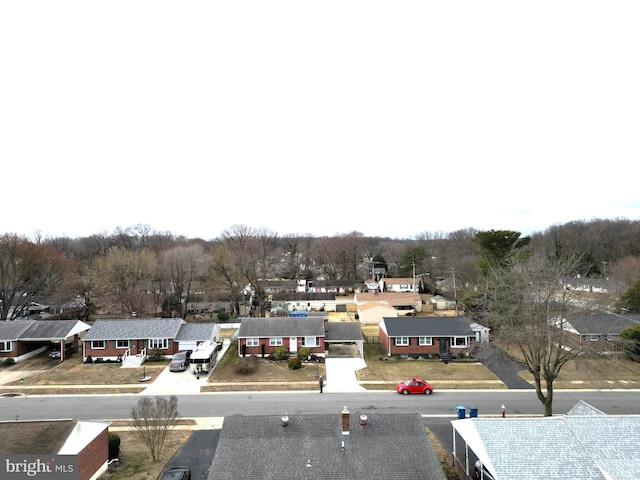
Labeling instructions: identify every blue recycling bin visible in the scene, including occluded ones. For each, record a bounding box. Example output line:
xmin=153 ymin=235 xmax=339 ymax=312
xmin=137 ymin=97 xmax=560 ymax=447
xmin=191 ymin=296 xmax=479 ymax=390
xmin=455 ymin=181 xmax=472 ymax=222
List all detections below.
xmin=456 ymin=406 xmax=466 ymax=419
xmin=469 ymin=407 xmax=478 ymax=418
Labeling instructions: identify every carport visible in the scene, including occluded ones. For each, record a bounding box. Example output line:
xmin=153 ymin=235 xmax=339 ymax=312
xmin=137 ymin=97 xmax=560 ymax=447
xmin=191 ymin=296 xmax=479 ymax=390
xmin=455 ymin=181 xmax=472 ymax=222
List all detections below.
xmin=324 ymin=321 xmax=363 ymax=357
xmin=4 ymin=319 xmax=91 ymax=362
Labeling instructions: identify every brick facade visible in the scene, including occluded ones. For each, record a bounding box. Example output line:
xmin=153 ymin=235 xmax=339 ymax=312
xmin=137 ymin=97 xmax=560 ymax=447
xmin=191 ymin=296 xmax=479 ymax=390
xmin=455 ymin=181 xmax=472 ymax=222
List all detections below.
xmin=239 ymin=336 xmax=326 ymax=357
xmin=77 ymin=428 xmax=109 ymax=480
xmin=379 ymin=329 xmax=475 ymax=357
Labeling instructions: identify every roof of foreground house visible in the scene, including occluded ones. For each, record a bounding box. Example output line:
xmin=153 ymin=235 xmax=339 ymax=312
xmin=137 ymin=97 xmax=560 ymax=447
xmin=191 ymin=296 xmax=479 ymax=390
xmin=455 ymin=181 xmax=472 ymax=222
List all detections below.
xmin=0 ymin=419 xmax=109 ymax=455
xmin=452 ymin=405 xmax=640 ymax=479
xmin=208 ymin=412 xmax=447 ymax=480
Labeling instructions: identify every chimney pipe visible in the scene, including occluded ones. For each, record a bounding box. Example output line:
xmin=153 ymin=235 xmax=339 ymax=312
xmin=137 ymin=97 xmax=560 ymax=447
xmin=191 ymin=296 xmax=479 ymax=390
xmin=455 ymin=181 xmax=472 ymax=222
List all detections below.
xmin=342 ymin=406 xmax=350 ymax=435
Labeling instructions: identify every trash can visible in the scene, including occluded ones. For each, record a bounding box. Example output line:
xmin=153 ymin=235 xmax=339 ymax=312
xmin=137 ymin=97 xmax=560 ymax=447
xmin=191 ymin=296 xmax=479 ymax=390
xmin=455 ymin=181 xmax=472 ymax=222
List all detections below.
xmin=469 ymin=408 xmax=478 ymax=418
xmin=456 ymin=406 xmax=466 ymax=419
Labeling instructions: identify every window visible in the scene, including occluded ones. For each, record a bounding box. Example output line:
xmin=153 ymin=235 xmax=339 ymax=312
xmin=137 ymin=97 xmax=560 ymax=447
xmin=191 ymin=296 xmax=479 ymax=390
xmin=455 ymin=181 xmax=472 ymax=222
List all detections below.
xmin=583 ymin=335 xmax=598 ymax=342
xmin=148 ymin=339 xmax=169 ymax=350
xmin=91 ymin=340 xmax=105 ymax=349
xmin=246 ymin=338 xmax=259 ymax=347
xmin=116 ymin=340 xmax=129 ymax=349
xmin=269 ymin=337 xmax=283 ymax=346
xmin=606 ymin=333 xmax=620 ymax=342
xmin=0 ymin=341 xmax=12 ymax=352
xmin=395 ymin=337 xmax=409 ymax=346
xmin=301 ymin=337 xmax=318 ymax=347
xmin=418 ymin=336 xmax=433 ymax=346
xmin=451 ymin=337 xmax=468 ymax=348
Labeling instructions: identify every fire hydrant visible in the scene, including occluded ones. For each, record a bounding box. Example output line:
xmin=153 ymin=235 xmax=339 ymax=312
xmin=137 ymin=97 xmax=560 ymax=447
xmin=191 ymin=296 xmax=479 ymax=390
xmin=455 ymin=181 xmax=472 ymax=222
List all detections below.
xmin=501 ymin=404 xmax=506 ymax=418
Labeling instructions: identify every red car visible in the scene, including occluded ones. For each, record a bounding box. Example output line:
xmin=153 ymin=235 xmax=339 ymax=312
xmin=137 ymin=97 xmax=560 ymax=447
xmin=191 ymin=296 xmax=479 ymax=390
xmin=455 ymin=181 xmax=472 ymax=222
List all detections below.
xmin=396 ymin=378 xmax=433 ymax=395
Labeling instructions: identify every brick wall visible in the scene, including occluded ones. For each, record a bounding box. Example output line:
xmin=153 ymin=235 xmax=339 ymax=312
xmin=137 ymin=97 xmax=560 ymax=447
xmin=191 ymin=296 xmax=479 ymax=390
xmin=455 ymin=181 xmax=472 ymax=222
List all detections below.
xmin=77 ymin=427 xmax=109 ymax=480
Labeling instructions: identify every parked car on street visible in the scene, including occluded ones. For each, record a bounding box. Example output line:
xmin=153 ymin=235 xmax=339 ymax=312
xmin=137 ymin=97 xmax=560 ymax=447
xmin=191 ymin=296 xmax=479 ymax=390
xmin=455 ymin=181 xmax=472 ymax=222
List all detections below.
xmin=160 ymin=466 xmax=191 ymax=480
xmin=48 ymin=341 xmax=74 ymax=360
xmin=395 ymin=377 xmax=433 ymax=395
xmin=169 ymin=351 xmax=191 ymax=372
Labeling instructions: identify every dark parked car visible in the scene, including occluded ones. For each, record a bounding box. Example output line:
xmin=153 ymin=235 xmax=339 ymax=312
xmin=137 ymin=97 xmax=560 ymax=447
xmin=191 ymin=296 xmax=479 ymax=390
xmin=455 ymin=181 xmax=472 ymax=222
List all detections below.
xmin=160 ymin=466 xmax=191 ymax=480
xmin=48 ymin=341 xmax=74 ymax=359
xmin=395 ymin=377 xmax=433 ymax=395
xmin=169 ymin=351 xmax=191 ymax=372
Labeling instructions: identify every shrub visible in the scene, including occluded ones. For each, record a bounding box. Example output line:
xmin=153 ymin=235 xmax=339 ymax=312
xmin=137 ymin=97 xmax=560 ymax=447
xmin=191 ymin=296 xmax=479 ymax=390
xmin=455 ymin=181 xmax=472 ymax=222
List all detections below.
xmin=148 ymin=348 xmax=163 ymax=361
xmin=297 ymin=347 xmax=311 ymax=361
xmin=287 ymin=357 xmax=301 ymax=370
xmin=273 ymin=346 xmax=289 ymax=361
xmin=216 ymin=311 xmax=231 ymax=322
xmin=85 ymin=355 xmax=93 ymax=364
xmin=235 ymin=357 xmax=258 ymax=375
xmin=108 ymin=432 xmax=121 ymax=460
xmin=1 ymin=357 xmax=15 ymax=367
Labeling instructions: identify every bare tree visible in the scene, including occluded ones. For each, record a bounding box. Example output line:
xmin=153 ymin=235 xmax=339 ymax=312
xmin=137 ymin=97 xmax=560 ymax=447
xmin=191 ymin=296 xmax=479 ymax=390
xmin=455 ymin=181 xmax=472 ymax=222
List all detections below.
xmin=496 ymin=248 xmax=585 ymax=416
xmin=207 ymin=242 xmax=246 ymax=317
xmin=162 ymin=244 xmax=207 ymax=319
xmin=222 ymin=225 xmax=279 ymax=316
xmin=91 ymin=248 xmax=156 ymax=315
xmin=0 ymin=234 xmax=70 ymax=320
xmin=131 ymin=396 xmax=179 ymax=462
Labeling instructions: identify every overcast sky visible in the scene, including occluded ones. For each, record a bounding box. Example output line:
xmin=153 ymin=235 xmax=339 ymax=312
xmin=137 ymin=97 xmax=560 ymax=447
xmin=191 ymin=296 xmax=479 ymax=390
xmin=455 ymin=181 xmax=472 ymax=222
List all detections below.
xmin=2 ymin=1 xmax=639 ymax=241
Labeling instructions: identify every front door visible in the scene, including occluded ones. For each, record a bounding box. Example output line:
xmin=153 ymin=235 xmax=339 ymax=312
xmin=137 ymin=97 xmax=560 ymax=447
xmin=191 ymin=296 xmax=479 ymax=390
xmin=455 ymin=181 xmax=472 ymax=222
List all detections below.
xmin=439 ymin=337 xmax=449 ymax=354
xmin=289 ymin=337 xmax=298 ymax=354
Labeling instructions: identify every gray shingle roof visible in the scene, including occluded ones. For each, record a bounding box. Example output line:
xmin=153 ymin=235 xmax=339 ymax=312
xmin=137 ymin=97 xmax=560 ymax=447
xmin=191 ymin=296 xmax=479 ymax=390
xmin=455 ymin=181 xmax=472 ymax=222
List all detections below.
xmin=382 ymin=316 xmax=474 ymax=337
xmin=0 ymin=320 xmax=36 ymax=341
xmin=453 ymin=411 xmax=640 ymax=479
xmin=21 ymin=320 xmax=91 ymax=340
xmin=564 ymin=313 xmax=640 ymax=335
xmin=0 ymin=320 xmax=90 ymax=341
xmin=208 ymin=412 xmax=447 ymax=480
xmin=324 ymin=321 xmax=362 ymax=342
xmin=174 ymin=323 xmax=217 ymax=342
xmin=82 ymin=318 xmax=185 ymax=340
xmin=237 ymin=317 xmax=326 ymax=338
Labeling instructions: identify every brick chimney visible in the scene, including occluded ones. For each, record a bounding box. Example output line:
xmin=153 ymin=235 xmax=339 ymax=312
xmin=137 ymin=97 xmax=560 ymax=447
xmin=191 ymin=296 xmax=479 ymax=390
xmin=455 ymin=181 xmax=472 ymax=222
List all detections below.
xmin=324 ymin=317 xmax=329 ymax=332
xmin=341 ymin=406 xmax=350 ymax=435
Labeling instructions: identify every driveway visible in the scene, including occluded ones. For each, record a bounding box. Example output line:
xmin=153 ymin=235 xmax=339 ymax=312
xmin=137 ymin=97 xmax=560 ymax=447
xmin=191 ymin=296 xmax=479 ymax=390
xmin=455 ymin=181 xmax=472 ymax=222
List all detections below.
xmin=0 ymin=355 xmax=59 ymax=386
xmin=475 ymin=342 xmax=534 ymax=389
xmin=323 ymin=358 xmax=367 ymax=393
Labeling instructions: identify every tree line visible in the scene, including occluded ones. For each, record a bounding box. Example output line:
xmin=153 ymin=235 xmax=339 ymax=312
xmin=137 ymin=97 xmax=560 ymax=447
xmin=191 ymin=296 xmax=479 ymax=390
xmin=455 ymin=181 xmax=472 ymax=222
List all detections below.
xmin=2 ymin=218 xmax=640 ymax=321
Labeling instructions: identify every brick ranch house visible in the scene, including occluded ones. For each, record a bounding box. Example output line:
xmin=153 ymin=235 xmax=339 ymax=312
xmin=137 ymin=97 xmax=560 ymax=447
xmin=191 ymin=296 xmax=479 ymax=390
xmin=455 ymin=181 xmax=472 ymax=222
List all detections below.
xmin=378 ymin=316 xmax=476 ymax=359
xmin=81 ymin=318 xmax=219 ymax=366
xmin=555 ymin=312 xmax=640 ymax=353
xmin=236 ymin=315 xmax=363 ymax=358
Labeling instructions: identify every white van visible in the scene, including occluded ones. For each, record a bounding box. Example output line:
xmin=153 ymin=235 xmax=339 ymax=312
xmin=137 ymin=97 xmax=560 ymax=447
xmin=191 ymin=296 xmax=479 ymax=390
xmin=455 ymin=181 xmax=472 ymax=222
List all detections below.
xmin=189 ymin=340 xmax=217 ymax=375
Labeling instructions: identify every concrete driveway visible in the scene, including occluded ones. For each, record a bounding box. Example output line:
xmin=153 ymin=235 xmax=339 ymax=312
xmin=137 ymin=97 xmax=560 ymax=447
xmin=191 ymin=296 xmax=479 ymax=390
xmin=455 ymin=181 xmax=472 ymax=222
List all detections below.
xmin=323 ymin=358 xmax=367 ymax=393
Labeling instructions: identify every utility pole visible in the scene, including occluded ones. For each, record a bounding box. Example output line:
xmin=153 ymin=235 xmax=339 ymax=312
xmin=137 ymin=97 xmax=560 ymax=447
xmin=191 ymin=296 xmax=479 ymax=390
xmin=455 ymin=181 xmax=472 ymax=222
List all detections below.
xmin=452 ymin=268 xmax=459 ymax=316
